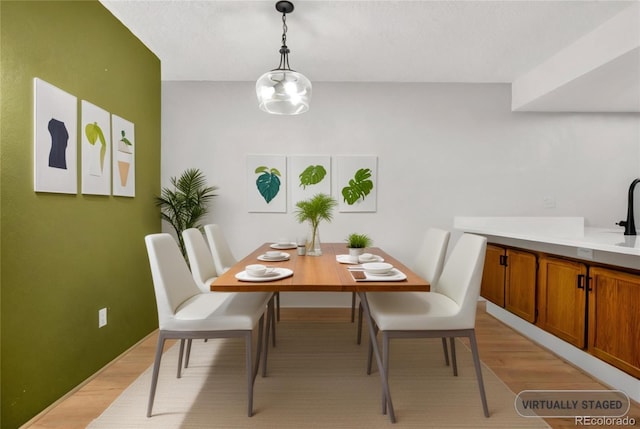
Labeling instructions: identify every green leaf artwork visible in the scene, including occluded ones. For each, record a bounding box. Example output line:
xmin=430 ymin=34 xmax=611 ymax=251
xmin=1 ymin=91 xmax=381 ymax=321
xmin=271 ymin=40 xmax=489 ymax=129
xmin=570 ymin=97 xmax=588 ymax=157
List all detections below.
xmin=299 ymin=165 xmax=327 ymax=189
xmin=255 ymin=166 xmax=281 ymax=203
xmin=120 ymin=130 xmax=132 ymax=146
xmin=341 ymin=168 xmax=373 ymax=205
xmin=85 ymin=122 xmax=107 ymax=172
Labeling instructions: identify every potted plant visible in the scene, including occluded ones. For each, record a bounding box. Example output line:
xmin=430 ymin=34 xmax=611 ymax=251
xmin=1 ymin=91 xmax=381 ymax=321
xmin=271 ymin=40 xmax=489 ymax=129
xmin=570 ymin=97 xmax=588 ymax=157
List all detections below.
xmin=294 ymin=193 xmax=337 ymax=256
xmin=155 ymin=168 xmax=218 ymax=258
xmin=346 ymin=233 xmax=372 ymax=260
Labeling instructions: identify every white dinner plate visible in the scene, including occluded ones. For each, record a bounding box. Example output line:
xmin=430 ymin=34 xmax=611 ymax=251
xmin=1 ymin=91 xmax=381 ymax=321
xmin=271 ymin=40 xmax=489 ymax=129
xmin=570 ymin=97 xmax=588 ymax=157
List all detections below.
xmin=350 ymin=268 xmax=407 ymax=282
xmin=235 ymin=268 xmax=293 ymax=282
xmin=258 ymin=252 xmax=290 ymax=262
xmin=336 ymin=254 xmax=384 ymax=264
xmin=270 ymin=243 xmax=297 ymax=250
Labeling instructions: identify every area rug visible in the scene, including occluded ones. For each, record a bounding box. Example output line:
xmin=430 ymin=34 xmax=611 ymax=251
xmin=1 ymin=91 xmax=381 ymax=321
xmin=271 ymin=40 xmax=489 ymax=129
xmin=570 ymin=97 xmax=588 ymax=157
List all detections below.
xmin=88 ymin=321 xmax=549 ymax=428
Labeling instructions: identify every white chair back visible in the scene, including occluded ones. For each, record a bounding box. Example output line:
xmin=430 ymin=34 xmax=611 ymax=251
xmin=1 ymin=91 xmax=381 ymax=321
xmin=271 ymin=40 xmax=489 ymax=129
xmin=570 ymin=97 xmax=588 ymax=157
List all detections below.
xmin=204 ymin=224 xmax=237 ymax=274
xmin=436 ymin=233 xmax=487 ymax=328
xmin=145 ymin=233 xmax=201 ymax=329
xmin=182 ymin=228 xmax=218 ymax=293
xmin=413 ymin=228 xmax=450 ymax=288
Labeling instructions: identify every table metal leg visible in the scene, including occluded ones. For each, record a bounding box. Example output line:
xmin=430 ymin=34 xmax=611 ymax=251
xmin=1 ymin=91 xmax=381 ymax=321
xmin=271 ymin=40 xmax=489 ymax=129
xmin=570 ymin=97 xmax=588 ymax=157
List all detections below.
xmin=358 ymin=292 xmax=396 ymax=423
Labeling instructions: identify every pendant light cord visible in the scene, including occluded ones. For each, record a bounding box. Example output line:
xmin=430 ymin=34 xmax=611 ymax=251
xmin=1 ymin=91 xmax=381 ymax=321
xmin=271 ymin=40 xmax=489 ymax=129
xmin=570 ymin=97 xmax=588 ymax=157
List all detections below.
xmin=277 ymin=12 xmax=291 ymax=70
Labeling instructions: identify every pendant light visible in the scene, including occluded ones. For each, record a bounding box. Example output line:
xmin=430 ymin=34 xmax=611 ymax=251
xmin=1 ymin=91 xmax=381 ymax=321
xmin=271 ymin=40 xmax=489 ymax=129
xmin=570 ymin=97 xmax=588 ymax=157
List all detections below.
xmin=256 ymin=1 xmax=311 ymax=115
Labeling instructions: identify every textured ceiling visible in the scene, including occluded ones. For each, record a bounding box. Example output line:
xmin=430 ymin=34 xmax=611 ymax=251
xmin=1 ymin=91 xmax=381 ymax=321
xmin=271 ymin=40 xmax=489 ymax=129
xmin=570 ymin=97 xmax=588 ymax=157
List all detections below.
xmin=100 ymin=0 xmax=635 ymax=83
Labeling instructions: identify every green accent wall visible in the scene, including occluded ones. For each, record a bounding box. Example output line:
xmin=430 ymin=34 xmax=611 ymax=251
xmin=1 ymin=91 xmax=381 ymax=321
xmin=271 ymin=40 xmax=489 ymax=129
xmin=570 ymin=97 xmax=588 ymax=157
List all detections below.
xmin=0 ymin=1 xmax=161 ymax=427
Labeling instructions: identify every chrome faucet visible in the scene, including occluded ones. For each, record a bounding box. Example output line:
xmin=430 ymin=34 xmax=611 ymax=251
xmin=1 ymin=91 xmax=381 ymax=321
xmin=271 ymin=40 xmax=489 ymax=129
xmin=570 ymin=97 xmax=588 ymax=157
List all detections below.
xmin=617 ymin=178 xmax=640 ymax=236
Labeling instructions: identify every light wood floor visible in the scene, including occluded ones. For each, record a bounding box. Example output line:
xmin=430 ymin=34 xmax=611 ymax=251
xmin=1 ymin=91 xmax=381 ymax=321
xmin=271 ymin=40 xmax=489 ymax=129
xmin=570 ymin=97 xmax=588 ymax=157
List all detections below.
xmin=25 ymin=302 xmax=639 ymax=429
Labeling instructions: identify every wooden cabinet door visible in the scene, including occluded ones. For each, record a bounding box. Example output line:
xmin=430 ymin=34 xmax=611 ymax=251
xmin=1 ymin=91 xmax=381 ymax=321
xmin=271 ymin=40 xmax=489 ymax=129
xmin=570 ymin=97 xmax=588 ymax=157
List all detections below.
xmin=481 ymin=244 xmax=506 ymax=306
xmin=505 ymin=249 xmax=537 ymax=323
xmin=538 ymin=256 xmax=587 ymax=348
xmin=588 ymin=267 xmax=640 ymax=378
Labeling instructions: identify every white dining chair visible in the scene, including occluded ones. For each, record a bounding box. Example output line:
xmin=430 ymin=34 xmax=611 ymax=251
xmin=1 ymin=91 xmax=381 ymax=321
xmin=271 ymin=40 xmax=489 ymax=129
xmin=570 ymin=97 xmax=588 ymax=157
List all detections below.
xmin=182 ymin=228 xmax=276 ymax=368
xmin=144 ymin=233 xmax=271 ymax=417
xmin=205 ymin=223 xmax=281 ymax=325
xmin=357 ymin=228 xmax=451 ymax=349
xmin=365 ymin=233 xmax=489 ymax=417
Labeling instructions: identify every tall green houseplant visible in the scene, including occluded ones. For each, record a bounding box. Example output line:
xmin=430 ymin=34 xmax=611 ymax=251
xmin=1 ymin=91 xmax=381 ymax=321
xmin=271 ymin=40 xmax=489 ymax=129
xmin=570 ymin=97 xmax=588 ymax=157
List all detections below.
xmin=155 ymin=168 xmax=218 ymax=258
xmin=295 ymin=193 xmax=337 ymax=256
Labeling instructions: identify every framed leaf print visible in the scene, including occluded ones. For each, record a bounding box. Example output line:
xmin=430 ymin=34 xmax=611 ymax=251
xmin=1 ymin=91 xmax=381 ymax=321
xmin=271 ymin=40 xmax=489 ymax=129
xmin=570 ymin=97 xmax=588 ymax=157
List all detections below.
xmin=81 ymin=100 xmax=111 ymax=195
xmin=33 ymin=78 xmax=78 ymax=194
xmin=289 ymin=155 xmax=331 ymax=210
xmin=247 ymin=155 xmax=287 ymax=212
xmin=112 ymin=114 xmax=135 ymax=197
xmin=336 ymin=155 xmax=378 ymax=212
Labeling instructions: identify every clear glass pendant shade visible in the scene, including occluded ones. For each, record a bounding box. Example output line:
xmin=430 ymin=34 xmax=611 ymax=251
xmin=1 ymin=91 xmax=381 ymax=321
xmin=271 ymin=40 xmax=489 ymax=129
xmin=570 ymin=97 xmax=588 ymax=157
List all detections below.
xmin=256 ymin=70 xmax=312 ymax=115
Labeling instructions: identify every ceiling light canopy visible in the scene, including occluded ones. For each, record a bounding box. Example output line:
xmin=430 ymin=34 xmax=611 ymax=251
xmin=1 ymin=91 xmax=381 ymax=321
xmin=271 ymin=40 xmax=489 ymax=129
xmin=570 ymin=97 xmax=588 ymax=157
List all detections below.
xmin=256 ymin=1 xmax=311 ymax=115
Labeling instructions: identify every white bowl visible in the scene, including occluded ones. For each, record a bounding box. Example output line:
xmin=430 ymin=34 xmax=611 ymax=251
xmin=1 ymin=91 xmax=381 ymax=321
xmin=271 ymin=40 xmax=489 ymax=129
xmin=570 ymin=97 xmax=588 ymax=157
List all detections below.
xmin=245 ymin=264 xmax=274 ymax=277
xmin=265 ymin=251 xmax=283 ymax=258
xmin=359 ymin=253 xmax=375 ymax=262
xmin=361 ymin=262 xmax=393 ymax=275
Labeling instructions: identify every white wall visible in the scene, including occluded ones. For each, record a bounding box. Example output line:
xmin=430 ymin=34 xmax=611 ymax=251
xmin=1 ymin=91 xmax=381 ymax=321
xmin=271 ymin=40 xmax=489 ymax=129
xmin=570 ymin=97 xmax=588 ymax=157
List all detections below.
xmin=162 ymin=82 xmax=640 ymax=306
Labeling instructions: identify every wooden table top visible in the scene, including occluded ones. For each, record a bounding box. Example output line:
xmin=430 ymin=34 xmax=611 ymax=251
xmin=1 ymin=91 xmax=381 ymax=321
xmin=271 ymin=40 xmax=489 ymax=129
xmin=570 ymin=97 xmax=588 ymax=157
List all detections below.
xmin=210 ymin=242 xmax=430 ymax=293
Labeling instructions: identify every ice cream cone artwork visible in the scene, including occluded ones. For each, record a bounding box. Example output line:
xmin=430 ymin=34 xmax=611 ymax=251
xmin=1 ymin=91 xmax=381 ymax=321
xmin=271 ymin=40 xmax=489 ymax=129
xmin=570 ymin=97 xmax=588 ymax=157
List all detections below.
xmin=116 ymin=130 xmax=133 ymax=187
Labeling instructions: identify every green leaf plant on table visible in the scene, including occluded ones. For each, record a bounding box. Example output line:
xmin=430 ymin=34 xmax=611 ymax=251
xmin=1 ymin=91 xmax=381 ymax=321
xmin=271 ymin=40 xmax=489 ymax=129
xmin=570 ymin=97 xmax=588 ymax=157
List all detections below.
xmin=294 ymin=193 xmax=337 ymax=256
xmin=342 ymin=168 xmax=373 ymax=205
xmin=255 ymin=166 xmax=281 ymax=203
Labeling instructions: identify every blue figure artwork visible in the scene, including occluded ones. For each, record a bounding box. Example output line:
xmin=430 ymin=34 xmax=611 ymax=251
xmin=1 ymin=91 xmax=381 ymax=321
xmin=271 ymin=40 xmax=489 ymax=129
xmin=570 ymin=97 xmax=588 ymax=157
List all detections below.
xmin=48 ymin=118 xmax=68 ymax=169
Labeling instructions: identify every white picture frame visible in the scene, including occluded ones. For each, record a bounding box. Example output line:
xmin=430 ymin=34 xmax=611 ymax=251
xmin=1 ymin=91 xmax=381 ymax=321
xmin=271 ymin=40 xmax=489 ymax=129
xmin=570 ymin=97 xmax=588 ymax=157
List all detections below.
xmin=81 ymin=100 xmax=111 ymax=195
xmin=289 ymin=155 xmax=331 ymax=210
xmin=111 ymin=114 xmax=135 ymax=197
xmin=33 ymin=78 xmax=78 ymax=194
xmin=336 ymin=155 xmax=378 ymax=212
xmin=247 ymin=155 xmax=287 ymax=213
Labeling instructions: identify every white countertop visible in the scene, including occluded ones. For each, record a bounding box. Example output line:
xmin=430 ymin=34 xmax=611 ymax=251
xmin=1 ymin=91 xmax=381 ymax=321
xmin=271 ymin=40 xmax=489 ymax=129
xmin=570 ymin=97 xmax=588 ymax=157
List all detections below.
xmin=454 ymin=217 xmax=640 ymax=257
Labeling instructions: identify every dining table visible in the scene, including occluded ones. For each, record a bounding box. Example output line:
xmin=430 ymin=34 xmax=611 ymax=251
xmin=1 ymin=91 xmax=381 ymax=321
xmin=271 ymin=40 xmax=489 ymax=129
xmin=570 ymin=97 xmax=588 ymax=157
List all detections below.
xmin=211 ymin=242 xmax=430 ymax=423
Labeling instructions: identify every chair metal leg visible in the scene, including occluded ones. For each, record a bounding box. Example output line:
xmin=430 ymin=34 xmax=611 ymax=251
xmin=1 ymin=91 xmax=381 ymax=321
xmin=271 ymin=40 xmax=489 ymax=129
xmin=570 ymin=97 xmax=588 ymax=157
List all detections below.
xmin=263 ymin=303 xmax=272 ymax=377
xmin=147 ymin=334 xmax=166 ymax=417
xmin=177 ymin=339 xmax=185 ymax=378
xmin=366 ymin=322 xmax=379 ymax=375
xmin=449 ymin=336 xmax=458 ymax=376
xmin=275 ymin=291 xmax=280 ymax=322
xmin=441 ymin=337 xmax=450 ymax=366
xmin=359 ymin=292 xmax=396 ymax=423
xmin=253 ymin=315 xmax=264 ymax=382
xmin=245 ymin=333 xmax=254 ymax=417
xmin=184 ymin=339 xmax=193 ymax=369
xmin=382 ymin=332 xmax=390 ymax=415
xmin=469 ymin=331 xmax=490 ymax=417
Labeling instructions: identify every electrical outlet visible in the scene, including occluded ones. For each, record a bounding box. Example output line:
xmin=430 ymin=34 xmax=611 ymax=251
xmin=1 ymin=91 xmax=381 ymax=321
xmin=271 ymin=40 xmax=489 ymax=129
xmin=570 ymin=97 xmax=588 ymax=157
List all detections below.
xmin=98 ymin=308 xmax=107 ymax=328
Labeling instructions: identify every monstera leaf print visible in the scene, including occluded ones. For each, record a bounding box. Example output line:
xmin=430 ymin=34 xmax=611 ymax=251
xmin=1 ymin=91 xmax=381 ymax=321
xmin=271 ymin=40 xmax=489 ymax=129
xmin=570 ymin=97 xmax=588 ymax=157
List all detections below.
xmin=255 ymin=166 xmax=281 ymax=203
xmin=299 ymin=165 xmax=327 ymax=189
xmin=341 ymin=168 xmax=373 ymax=205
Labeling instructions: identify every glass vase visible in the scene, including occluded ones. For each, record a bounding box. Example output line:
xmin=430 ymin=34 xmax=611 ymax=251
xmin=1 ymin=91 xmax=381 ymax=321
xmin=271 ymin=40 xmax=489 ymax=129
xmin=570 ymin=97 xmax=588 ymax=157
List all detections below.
xmin=306 ymin=225 xmax=322 ymax=256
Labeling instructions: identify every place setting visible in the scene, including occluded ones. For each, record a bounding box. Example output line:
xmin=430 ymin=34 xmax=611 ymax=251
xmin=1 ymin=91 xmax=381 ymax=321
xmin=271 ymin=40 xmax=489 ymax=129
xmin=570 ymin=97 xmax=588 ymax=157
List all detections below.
xmin=270 ymin=239 xmax=297 ymax=250
xmin=258 ymin=250 xmax=291 ymax=262
xmin=347 ymin=262 xmax=407 ymax=281
xmin=235 ymin=263 xmax=293 ymax=282
xmin=336 ymin=252 xmax=385 ymax=264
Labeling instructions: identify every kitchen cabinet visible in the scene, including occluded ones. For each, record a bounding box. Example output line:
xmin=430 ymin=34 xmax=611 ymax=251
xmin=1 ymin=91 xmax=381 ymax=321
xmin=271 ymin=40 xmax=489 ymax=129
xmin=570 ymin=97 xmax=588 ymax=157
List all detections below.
xmin=537 ymin=256 xmax=588 ymax=348
xmin=481 ymin=245 xmax=537 ymax=322
xmin=480 ymin=244 xmax=506 ymax=306
xmin=588 ymin=267 xmax=640 ymax=378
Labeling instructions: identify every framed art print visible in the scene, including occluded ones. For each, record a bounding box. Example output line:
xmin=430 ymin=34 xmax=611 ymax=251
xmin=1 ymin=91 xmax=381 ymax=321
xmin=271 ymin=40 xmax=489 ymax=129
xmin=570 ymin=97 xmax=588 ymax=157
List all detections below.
xmin=33 ymin=78 xmax=78 ymax=194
